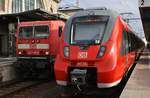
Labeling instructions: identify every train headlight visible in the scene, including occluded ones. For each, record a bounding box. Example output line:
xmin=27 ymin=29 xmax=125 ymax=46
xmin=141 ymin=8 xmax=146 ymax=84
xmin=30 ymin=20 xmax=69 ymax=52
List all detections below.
xmin=36 ymin=40 xmax=40 ymax=43
xmin=97 ymin=46 xmax=106 ymax=58
xmin=18 ymin=51 xmax=22 ymax=55
xmin=45 ymin=51 xmax=49 ymax=55
xmin=64 ymin=46 xmax=69 ymax=57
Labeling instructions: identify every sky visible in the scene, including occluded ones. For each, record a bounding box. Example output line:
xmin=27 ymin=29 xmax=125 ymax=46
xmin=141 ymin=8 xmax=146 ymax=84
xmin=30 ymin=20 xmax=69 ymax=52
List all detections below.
xmin=60 ymin=0 xmax=145 ymax=38
xmin=60 ymin=0 xmax=139 ymax=15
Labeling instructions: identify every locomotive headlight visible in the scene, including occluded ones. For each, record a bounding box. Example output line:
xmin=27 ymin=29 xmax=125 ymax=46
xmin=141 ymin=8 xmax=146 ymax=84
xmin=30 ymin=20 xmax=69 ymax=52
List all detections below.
xmin=36 ymin=40 xmax=40 ymax=43
xmin=97 ymin=46 xmax=106 ymax=58
xmin=45 ymin=51 xmax=49 ymax=55
xmin=64 ymin=46 xmax=69 ymax=57
xmin=18 ymin=51 xmax=22 ymax=55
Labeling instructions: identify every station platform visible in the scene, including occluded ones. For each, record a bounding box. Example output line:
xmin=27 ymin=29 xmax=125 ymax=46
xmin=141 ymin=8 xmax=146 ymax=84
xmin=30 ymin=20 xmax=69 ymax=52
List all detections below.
xmin=0 ymin=57 xmax=16 ymax=66
xmin=0 ymin=57 xmax=16 ymax=62
xmin=121 ymin=52 xmax=150 ymax=98
xmin=0 ymin=57 xmax=17 ymax=82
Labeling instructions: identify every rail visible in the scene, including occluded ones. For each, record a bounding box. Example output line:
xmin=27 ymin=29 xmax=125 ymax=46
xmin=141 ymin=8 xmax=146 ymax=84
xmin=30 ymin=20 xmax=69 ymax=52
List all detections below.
xmin=0 ymin=80 xmax=46 ymax=97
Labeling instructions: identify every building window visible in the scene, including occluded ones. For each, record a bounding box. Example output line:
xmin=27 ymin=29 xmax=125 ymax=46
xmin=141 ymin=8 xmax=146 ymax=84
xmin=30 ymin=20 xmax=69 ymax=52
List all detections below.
xmin=0 ymin=0 xmax=5 ymax=11
xmin=12 ymin=0 xmax=22 ymax=13
xmin=36 ymin=0 xmax=44 ymax=9
xmin=12 ymin=0 xmax=44 ymax=13
xmin=25 ymin=0 xmax=34 ymax=11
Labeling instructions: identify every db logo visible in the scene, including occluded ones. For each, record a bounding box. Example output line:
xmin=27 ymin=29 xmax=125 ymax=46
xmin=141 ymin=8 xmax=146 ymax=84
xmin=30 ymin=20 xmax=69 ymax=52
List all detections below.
xmin=78 ymin=52 xmax=88 ymax=59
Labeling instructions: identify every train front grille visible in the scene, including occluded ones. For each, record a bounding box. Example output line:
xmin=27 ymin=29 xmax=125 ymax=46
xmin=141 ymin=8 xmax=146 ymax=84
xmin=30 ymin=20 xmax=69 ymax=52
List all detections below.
xmin=68 ymin=67 xmax=97 ymax=87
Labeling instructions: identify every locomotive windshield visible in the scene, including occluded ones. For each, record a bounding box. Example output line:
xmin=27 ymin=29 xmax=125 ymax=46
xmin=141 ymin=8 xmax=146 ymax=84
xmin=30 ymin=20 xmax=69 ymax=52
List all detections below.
xmin=19 ymin=25 xmax=49 ymax=38
xmin=71 ymin=16 xmax=109 ymax=45
xmin=19 ymin=26 xmax=33 ymax=38
xmin=34 ymin=26 xmax=49 ymax=38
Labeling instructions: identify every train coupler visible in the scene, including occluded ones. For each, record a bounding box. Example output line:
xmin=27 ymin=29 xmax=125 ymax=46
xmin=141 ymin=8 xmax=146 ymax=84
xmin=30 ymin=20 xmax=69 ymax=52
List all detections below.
xmin=70 ymin=69 xmax=87 ymax=91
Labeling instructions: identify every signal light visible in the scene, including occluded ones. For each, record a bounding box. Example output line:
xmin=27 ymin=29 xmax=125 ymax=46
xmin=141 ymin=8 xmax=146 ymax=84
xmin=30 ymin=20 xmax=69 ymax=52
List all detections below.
xmin=64 ymin=46 xmax=69 ymax=57
xmin=97 ymin=46 xmax=106 ymax=58
xmin=32 ymin=40 xmax=35 ymax=43
xmin=36 ymin=40 xmax=40 ymax=43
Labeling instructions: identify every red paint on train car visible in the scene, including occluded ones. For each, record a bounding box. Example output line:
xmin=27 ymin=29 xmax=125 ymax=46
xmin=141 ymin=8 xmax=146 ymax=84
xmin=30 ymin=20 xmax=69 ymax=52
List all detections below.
xmin=15 ymin=20 xmax=65 ymax=79
xmin=54 ymin=9 xmax=145 ymax=95
xmin=16 ymin=20 xmax=65 ymax=58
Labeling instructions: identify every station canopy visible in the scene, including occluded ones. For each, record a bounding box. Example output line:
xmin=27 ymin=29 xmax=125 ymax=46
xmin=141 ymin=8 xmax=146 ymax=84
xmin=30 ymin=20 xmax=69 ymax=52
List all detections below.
xmin=0 ymin=8 xmax=69 ymax=23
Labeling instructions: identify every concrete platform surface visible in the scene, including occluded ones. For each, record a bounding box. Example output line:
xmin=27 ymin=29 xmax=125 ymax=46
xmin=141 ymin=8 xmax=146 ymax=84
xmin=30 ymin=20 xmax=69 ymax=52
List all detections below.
xmin=0 ymin=57 xmax=17 ymax=82
xmin=0 ymin=57 xmax=16 ymax=67
xmin=0 ymin=57 xmax=16 ymax=62
xmin=121 ymin=54 xmax=150 ymax=98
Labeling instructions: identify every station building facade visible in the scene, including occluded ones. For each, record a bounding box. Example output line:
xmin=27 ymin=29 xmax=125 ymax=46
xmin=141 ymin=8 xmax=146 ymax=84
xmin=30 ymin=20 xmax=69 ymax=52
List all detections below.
xmin=0 ymin=0 xmax=60 ymax=14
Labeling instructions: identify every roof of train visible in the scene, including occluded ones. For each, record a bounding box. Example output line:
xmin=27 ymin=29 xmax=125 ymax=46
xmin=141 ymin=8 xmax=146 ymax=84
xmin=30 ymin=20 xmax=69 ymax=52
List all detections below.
xmin=71 ymin=8 xmax=119 ymax=19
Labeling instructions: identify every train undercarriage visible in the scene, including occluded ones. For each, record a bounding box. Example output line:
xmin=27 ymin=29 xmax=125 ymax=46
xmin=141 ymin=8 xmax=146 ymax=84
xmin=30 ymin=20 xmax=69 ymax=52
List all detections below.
xmin=58 ymin=68 xmax=129 ymax=98
xmin=15 ymin=57 xmax=54 ymax=80
xmin=58 ymin=52 xmax=142 ymax=98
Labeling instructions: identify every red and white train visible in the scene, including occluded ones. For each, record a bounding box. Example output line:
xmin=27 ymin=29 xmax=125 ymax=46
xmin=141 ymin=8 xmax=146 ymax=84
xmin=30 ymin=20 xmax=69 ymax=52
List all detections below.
xmin=54 ymin=9 xmax=145 ymax=96
xmin=16 ymin=20 xmax=65 ymax=78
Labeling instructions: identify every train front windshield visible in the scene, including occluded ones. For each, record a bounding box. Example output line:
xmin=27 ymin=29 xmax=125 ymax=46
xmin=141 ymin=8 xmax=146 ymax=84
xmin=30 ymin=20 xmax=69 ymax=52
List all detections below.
xmin=19 ymin=25 xmax=49 ymax=39
xmin=34 ymin=26 xmax=49 ymax=38
xmin=71 ymin=16 xmax=109 ymax=45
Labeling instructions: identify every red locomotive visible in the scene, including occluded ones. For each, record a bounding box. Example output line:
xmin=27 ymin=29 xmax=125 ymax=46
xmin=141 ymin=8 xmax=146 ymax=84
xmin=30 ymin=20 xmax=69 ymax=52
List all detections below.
xmin=54 ymin=9 xmax=145 ymax=96
xmin=16 ymin=20 xmax=65 ymax=79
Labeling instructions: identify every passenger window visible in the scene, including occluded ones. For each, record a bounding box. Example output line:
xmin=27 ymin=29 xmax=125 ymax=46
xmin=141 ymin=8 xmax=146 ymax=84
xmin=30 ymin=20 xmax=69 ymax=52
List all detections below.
xmin=121 ymin=30 xmax=128 ymax=55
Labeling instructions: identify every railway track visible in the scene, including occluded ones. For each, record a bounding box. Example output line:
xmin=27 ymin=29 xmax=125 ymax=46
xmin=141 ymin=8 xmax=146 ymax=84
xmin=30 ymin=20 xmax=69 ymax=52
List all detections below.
xmin=0 ymin=80 xmax=22 ymax=88
xmin=6 ymin=81 xmax=57 ymax=98
xmin=0 ymin=57 xmax=16 ymax=67
xmin=0 ymin=80 xmax=46 ymax=98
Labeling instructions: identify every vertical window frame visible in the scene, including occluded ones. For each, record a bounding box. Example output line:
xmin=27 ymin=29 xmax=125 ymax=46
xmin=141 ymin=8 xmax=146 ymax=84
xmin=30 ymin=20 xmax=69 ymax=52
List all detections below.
xmin=25 ymin=0 xmax=34 ymax=11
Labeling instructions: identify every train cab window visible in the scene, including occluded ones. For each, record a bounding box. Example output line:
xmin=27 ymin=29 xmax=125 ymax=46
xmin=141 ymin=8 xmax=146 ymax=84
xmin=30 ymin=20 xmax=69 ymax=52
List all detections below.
xmin=19 ymin=26 xmax=33 ymax=38
xmin=34 ymin=25 xmax=49 ymax=38
xmin=70 ymin=16 xmax=109 ymax=45
xmin=121 ymin=30 xmax=128 ymax=55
